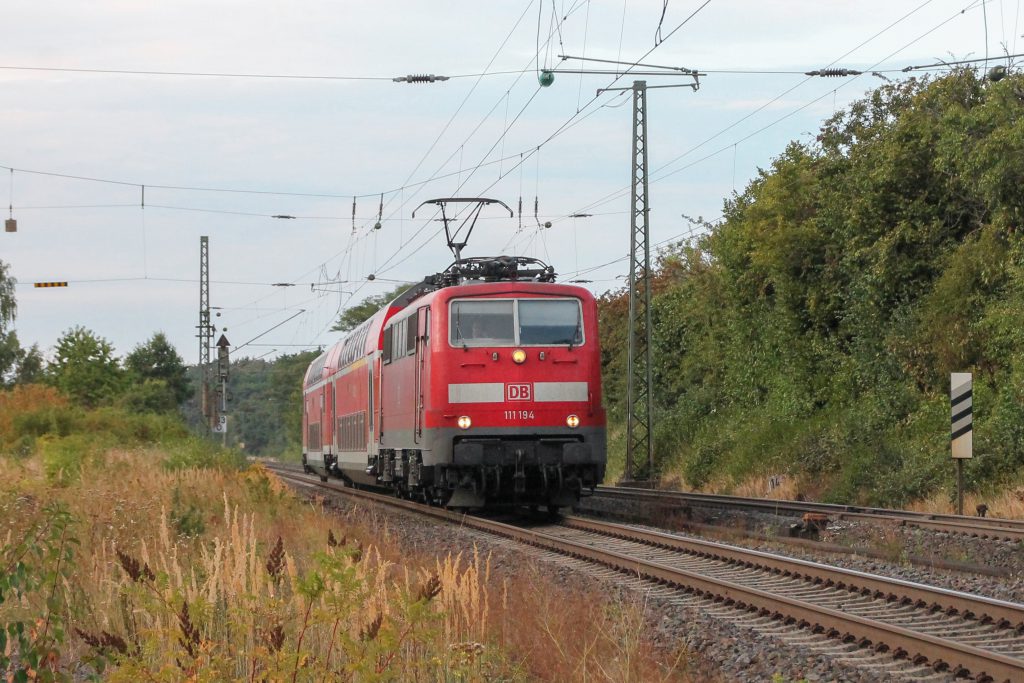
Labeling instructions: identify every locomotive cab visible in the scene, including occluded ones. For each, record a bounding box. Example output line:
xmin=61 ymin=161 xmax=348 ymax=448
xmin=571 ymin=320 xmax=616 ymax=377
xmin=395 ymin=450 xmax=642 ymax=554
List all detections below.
xmin=376 ymin=276 xmax=607 ymax=511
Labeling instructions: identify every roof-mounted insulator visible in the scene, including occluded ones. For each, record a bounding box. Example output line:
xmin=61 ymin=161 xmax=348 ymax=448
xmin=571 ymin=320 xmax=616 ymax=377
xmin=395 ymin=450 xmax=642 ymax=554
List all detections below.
xmin=393 ymin=74 xmax=450 ymax=83
xmin=805 ymin=68 xmax=863 ymax=78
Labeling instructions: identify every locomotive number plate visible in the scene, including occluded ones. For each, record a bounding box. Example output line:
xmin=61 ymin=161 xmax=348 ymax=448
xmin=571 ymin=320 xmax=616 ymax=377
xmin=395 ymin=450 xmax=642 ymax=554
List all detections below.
xmin=504 ymin=410 xmax=535 ymax=420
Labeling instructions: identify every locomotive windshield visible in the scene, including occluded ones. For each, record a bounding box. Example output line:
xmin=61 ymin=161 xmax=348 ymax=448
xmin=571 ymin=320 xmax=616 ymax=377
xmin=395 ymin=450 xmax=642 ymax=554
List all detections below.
xmin=450 ymin=298 xmax=583 ymax=347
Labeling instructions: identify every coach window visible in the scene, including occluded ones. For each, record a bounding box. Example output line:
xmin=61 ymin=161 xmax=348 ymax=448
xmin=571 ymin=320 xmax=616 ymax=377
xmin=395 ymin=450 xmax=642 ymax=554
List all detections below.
xmin=450 ymin=300 xmax=515 ymax=346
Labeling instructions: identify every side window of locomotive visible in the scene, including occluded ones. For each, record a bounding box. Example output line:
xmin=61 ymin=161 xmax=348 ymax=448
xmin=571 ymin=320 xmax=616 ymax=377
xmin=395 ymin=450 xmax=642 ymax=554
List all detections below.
xmin=395 ymin=320 xmax=406 ymax=358
xmin=406 ymin=315 xmax=417 ymax=355
xmin=450 ymin=300 xmax=515 ymax=346
xmin=518 ymin=299 xmax=584 ymax=346
xmin=383 ymin=327 xmax=393 ymax=364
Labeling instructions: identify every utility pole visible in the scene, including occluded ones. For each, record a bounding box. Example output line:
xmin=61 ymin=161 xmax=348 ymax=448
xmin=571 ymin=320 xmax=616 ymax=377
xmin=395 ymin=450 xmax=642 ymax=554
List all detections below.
xmin=198 ymin=236 xmax=213 ymax=429
xmin=625 ymin=80 xmax=654 ymax=484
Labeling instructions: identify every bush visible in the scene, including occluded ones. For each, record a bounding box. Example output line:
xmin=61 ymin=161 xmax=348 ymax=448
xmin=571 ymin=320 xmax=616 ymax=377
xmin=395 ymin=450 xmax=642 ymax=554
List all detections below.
xmin=38 ymin=433 xmax=113 ymax=485
xmin=162 ymin=437 xmax=246 ymax=471
xmin=0 ymin=385 xmax=68 ymax=442
xmin=12 ymin=406 xmax=80 ymax=440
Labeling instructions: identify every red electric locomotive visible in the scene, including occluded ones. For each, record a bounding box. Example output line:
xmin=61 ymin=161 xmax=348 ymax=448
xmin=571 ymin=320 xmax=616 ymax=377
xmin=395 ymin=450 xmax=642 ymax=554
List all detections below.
xmin=301 ymin=252 xmax=607 ymax=511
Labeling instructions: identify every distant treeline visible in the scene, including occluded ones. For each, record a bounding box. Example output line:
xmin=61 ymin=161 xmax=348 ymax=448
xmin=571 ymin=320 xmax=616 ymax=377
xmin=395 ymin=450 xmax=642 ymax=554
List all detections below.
xmin=0 ymin=257 xmax=315 ymax=457
xmin=599 ymin=69 xmax=1024 ymax=505
xmin=184 ymin=351 xmax=317 ymax=457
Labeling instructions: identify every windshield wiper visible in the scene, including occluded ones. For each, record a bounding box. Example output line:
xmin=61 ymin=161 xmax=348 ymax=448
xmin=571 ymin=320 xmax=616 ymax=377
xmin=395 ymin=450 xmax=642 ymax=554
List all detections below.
xmin=568 ymin=308 xmax=582 ymax=351
xmin=455 ymin=309 xmax=467 ymax=350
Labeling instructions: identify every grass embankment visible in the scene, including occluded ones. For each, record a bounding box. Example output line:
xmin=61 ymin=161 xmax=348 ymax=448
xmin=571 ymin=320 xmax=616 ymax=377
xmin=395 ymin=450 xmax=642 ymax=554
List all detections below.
xmin=1 ymin=385 xmax=692 ymax=682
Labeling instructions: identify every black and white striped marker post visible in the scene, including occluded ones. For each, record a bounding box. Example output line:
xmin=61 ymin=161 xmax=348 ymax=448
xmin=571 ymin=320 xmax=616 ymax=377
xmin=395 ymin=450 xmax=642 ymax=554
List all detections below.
xmin=951 ymin=373 xmax=973 ymax=459
xmin=951 ymin=372 xmax=972 ymax=515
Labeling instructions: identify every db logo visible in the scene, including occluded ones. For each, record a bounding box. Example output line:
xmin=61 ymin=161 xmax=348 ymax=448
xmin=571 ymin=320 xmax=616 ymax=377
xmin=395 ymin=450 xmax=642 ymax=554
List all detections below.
xmin=506 ymin=383 xmax=532 ymax=401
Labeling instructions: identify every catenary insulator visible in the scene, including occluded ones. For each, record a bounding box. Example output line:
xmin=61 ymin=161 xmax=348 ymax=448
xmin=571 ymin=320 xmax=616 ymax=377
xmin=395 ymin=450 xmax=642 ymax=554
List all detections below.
xmin=393 ymin=74 xmax=450 ymax=83
xmin=805 ymin=68 xmax=863 ymax=78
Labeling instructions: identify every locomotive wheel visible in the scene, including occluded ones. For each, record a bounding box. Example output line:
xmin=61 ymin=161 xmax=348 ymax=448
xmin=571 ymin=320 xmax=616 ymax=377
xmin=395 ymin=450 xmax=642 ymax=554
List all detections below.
xmin=320 ymin=473 xmax=328 ymax=483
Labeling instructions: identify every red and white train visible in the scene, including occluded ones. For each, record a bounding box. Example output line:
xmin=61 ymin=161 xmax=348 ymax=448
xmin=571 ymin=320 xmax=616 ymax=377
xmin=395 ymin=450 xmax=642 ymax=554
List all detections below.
xmin=301 ymin=256 xmax=607 ymax=511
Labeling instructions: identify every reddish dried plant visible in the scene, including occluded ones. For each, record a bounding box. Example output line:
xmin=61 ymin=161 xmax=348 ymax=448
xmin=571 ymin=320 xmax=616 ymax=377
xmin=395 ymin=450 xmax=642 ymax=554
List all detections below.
xmin=115 ymin=549 xmax=155 ymax=583
xmin=176 ymin=601 xmax=200 ymax=661
xmin=265 ymin=537 xmax=284 ymax=581
xmin=75 ymin=628 xmax=130 ymax=655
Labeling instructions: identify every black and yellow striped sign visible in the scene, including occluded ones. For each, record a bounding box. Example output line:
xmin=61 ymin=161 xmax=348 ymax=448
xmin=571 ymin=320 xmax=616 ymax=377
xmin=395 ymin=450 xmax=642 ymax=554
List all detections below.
xmin=951 ymin=372 xmax=972 ymax=459
xmin=33 ymin=282 xmax=68 ymax=288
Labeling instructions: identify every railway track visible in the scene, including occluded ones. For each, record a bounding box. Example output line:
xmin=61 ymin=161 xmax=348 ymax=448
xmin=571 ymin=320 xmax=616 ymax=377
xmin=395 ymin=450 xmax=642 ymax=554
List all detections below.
xmin=595 ymin=486 xmax=1024 ymax=542
xmin=266 ymin=463 xmax=1024 ymax=682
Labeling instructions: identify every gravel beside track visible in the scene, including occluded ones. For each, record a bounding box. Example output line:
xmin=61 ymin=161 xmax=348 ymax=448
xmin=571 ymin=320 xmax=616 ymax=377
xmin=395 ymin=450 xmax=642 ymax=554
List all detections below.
xmin=273 ymin=471 xmax=975 ymax=682
xmin=578 ymin=493 xmax=1024 ymax=604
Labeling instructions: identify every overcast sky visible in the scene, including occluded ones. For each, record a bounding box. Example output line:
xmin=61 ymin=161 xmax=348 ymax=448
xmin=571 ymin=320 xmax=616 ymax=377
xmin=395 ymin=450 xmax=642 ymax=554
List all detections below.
xmin=0 ymin=0 xmax=1014 ymax=364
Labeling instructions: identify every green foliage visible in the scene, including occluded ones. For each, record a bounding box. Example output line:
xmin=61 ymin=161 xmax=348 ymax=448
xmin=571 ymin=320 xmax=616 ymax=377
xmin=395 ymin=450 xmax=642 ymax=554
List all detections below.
xmin=9 ymin=406 xmax=188 ymax=448
xmin=0 ymin=503 xmax=78 ymax=682
xmin=0 ymin=261 xmax=43 ymax=388
xmin=161 ymin=436 xmax=246 ymax=471
xmin=169 ymin=486 xmax=206 ymax=537
xmin=196 ymin=350 xmax=319 ymax=458
xmin=123 ymin=332 xmax=190 ymax=406
xmin=331 ymin=284 xmax=410 ymax=333
xmin=47 ymin=326 xmax=123 ymax=407
xmin=0 ymin=260 xmax=14 ymax=328
xmin=118 ymin=378 xmax=179 ymax=414
xmin=39 ymin=433 xmax=112 ymax=485
xmin=601 ymin=69 xmax=1024 ymax=504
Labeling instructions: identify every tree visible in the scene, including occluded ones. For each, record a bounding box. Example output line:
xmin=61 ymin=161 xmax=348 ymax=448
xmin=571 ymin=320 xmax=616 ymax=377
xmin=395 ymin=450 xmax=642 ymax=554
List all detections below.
xmin=331 ymin=284 xmax=410 ymax=333
xmin=0 ymin=260 xmax=19 ymax=385
xmin=598 ymin=69 xmax=1024 ymax=503
xmin=124 ymin=332 xmax=190 ymax=405
xmin=14 ymin=344 xmax=44 ymax=385
xmin=48 ymin=326 xmax=123 ymax=407
xmin=0 ymin=260 xmax=40 ymax=388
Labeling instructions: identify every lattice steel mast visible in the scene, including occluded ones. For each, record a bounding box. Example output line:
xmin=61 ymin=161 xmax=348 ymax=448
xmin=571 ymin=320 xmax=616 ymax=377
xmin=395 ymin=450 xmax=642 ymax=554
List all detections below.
xmin=588 ymin=65 xmax=701 ymax=484
xmin=625 ymin=81 xmax=654 ymax=482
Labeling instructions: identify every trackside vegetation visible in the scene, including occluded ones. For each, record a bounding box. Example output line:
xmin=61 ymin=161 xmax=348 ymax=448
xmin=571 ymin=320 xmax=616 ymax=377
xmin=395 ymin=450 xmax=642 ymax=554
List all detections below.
xmin=0 ymin=387 xmax=691 ymax=681
xmin=600 ymin=68 xmax=1024 ymax=506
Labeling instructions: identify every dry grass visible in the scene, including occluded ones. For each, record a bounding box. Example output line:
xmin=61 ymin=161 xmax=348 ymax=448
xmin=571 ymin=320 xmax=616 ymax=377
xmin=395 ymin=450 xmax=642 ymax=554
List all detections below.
xmin=5 ymin=450 xmax=514 ymax=680
xmin=1 ymin=398 xmax=694 ymax=682
xmin=495 ymin=569 xmax=694 ymax=682
xmin=705 ymin=474 xmax=803 ymax=501
xmin=906 ymin=486 xmax=1024 ymax=520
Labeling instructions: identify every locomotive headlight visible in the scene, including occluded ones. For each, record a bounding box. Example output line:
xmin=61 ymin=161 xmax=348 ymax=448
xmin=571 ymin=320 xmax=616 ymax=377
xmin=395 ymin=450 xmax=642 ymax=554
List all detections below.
xmin=457 ymin=415 xmax=472 ymax=430
xmin=511 ymin=349 xmax=527 ymax=364
xmin=566 ymin=414 xmax=580 ymax=428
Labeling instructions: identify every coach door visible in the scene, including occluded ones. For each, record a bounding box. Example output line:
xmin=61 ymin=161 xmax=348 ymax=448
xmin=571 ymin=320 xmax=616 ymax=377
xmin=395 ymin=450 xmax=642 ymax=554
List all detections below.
xmin=414 ymin=306 xmax=430 ymax=442
xmin=367 ymin=361 xmax=375 ymax=453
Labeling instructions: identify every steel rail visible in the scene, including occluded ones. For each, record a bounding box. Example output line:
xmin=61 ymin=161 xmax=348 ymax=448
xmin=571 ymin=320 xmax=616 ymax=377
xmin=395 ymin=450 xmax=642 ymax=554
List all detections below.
xmin=559 ymin=516 xmax=1024 ymax=630
xmin=268 ymin=465 xmax=1024 ymax=682
xmin=596 ymin=486 xmax=1024 ymax=541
